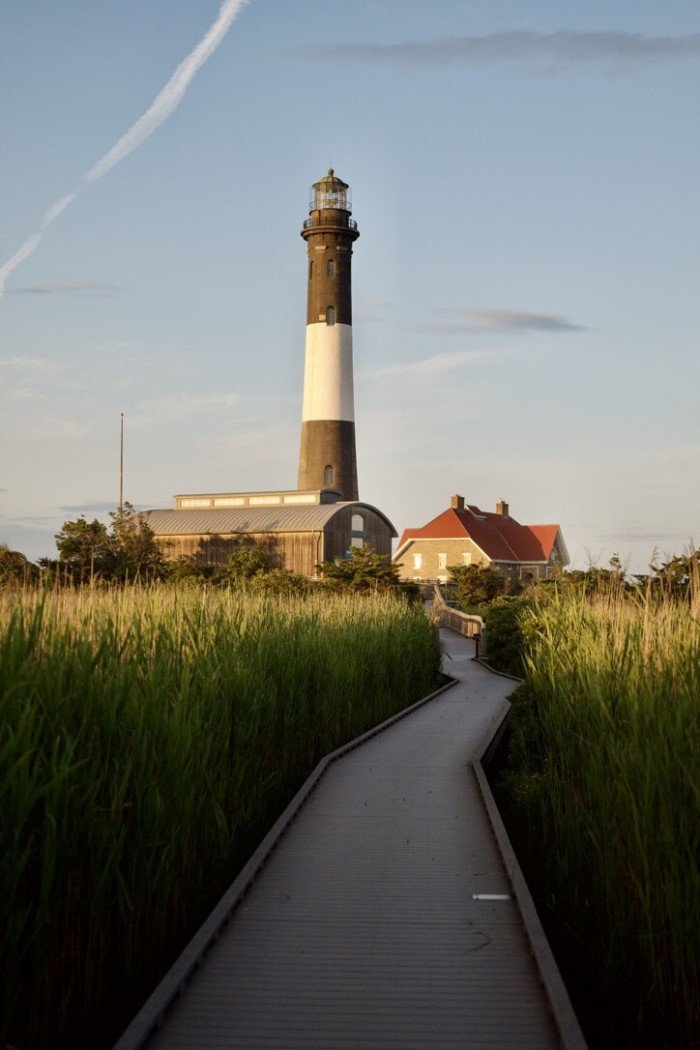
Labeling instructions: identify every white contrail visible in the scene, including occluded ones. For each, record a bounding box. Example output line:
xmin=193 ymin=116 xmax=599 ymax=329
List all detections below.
xmin=84 ymin=0 xmax=247 ymax=182
xmin=0 ymin=0 xmax=248 ymax=296
xmin=0 ymin=234 xmax=43 ymax=294
xmin=41 ymin=192 xmax=78 ymax=228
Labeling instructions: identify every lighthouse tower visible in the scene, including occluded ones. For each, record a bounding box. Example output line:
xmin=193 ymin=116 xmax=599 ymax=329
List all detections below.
xmin=298 ymin=169 xmax=360 ymax=501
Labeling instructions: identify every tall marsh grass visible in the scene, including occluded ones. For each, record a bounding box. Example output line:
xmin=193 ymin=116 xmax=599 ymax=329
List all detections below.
xmin=0 ymin=587 xmax=440 ymax=1047
xmin=503 ymin=589 xmax=699 ymax=1047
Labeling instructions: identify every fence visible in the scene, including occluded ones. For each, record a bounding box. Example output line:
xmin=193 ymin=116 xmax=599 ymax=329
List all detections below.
xmin=431 ymin=585 xmax=486 ymax=655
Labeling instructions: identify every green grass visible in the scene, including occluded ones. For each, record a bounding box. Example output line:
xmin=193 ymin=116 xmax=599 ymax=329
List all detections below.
xmin=500 ymin=589 xmax=700 ymax=1047
xmin=0 ymin=586 xmax=441 ymax=1047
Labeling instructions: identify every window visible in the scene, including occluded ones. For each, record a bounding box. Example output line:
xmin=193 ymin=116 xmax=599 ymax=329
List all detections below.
xmin=326 ymin=305 xmax=335 ymax=325
xmin=413 ymin=553 xmax=422 ymax=571
xmin=438 ymin=553 xmax=447 ymax=569
xmin=309 ymin=261 xmax=313 ymax=280
xmin=327 ymin=259 xmax=335 ymax=277
xmin=324 ymin=464 xmax=334 ymax=487
xmin=462 ymin=552 xmax=472 ymax=566
xmin=351 ymin=513 xmax=364 ymax=532
xmin=350 ymin=536 xmax=363 ymax=549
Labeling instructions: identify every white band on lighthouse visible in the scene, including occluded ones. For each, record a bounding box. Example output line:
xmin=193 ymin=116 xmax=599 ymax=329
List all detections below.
xmin=301 ymin=323 xmax=355 ymax=423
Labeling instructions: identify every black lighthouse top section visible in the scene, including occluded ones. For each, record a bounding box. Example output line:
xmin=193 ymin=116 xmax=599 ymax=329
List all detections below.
xmin=302 ymin=168 xmax=359 ymax=327
xmin=302 ymin=168 xmax=359 ymax=241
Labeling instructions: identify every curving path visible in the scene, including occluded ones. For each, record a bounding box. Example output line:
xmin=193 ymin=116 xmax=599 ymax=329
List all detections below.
xmin=129 ymin=630 xmax=566 ymax=1048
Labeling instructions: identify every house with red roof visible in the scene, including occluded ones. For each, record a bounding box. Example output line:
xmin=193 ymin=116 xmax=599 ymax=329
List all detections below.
xmin=393 ymin=495 xmax=569 ymax=584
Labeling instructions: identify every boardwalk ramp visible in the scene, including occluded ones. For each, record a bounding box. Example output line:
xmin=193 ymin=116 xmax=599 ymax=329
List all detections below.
xmin=117 ymin=628 xmax=584 ymax=1049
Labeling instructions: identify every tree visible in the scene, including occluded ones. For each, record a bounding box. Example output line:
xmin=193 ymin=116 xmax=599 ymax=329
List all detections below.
xmin=447 ymin=563 xmax=509 ymax=608
xmin=55 ymin=517 xmax=114 ymax=582
xmin=54 ymin=503 xmax=164 ymax=583
xmin=648 ymin=549 xmax=700 ymax=599
xmin=0 ymin=544 xmax=37 ymax=585
xmin=318 ymin=545 xmax=413 ymax=596
xmin=109 ymin=503 xmax=164 ymax=580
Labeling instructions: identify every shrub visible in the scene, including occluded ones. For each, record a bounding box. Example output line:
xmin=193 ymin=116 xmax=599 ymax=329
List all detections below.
xmin=448 ymin=563 xmax=510 ymax=608
xmin=483 ymin=596 xmax=533 ymax=676
xmin=318 ymin=544 xmax=415 ymax=597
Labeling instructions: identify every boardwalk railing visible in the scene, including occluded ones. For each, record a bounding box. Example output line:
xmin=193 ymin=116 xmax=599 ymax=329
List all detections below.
xmin=431 ymin=584 xmax=486 ymax=653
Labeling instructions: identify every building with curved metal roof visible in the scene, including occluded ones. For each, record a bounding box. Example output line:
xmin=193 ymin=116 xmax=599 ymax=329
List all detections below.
xmin=144 ymin=489 xmax=396 ymax=576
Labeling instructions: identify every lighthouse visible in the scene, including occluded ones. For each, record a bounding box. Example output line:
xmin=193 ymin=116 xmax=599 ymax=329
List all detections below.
xmin=141 ymin=168 xmax=399 ymax=577
xmin=298 ymin=169 xmax=360 ymax=501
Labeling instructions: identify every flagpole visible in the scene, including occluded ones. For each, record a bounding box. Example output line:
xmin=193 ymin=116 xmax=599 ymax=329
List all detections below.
xmin=119 ymin=412 xmax=124 ymax=513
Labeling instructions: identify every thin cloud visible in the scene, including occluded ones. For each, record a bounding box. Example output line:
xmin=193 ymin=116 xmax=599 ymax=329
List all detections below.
xmin=10 ymin=281 xmax=119 ymax=295
xmin=204 ymin=422 xmax=298 ymax=464
xmin=356 ymin=298 xmax=392 ymax=311
xmin=0 ymin=355 xmax=63 ymax=374
xmin=58 ymin=500 xmax=120 ymax=514
xmin=601 ymin=526 xmax=690 ymax=543
xmin=9 ymin=418 xmax=93 ymax=443
xmin=133 ymin=392 xmax=242 ymax=423
xmin=361 ymin=347 xmax=508 ymax=380
xmin=9 ymin=388 xmax=48 ymax=401
xmin=418 ymin=308 xmax=586 ymax=335
xmin=133 ymin=390 xmax=295 ymax=425
xmin=355 ymin=298 xmax=391 ymax=324
xmin=5 ymin=514 xmax=62 ymax=525
xmin=0 ymin=0 xmax=249 ymax=295
xmin=300 ymin=30 xmax=700 ymax=73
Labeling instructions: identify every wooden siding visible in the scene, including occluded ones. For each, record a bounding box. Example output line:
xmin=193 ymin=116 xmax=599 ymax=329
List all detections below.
xmin=321 ymin=504 xmax=393 ymax=563
xmin=155 ymin=532 xmax=323 ymax=578
xmin=154 ymin=507 xmax=393 ymax=577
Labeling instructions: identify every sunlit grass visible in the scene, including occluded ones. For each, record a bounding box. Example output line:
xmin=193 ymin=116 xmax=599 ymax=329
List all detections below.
xmin=504 ymin=587 xmax=700 ymax=1046
xmin=0 ymin=586 xmax=441 ymax=1047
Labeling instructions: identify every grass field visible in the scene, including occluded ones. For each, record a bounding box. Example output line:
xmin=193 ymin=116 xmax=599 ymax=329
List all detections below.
xmin=0 ymin=586 xmax=441 ymax=1048
xmin=500 ymin=588 xmax=699 ymax=1048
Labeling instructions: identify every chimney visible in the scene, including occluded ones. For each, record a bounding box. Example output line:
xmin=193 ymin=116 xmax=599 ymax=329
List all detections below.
xmin=496 ymin=498 xmax=509 ymax=517
xmin=451 ymin=494 xmax=465 ymax=511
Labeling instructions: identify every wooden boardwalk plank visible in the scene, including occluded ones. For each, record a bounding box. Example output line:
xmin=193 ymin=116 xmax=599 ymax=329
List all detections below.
xmin=138 ymin=630 xmax=567 ymax=1048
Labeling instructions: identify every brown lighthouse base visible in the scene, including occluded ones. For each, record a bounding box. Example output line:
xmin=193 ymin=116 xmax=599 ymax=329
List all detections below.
xmin=298 ymin=419 xmax=358 ymax=502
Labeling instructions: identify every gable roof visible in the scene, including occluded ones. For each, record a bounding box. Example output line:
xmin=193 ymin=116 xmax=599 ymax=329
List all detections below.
xmin=396 ymin=504 xmax=567 ymax=565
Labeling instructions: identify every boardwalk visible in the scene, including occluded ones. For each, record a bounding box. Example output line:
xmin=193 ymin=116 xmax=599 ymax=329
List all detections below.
xmin=126 ymin=630 xmax=576 ymax=1048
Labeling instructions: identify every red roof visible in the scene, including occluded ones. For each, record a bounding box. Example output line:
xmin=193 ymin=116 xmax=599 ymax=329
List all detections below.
xmin=397 ymin=505 xmax=562 ymax=564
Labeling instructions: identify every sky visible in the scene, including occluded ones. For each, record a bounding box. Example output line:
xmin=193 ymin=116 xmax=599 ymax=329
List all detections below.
xmin=1 ymin=0 xmax=698 ymax=574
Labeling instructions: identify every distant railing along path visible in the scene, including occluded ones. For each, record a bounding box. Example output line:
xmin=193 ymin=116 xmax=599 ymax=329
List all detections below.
xmin=116 ymin=627 xmax=585 ymax=1050
xmin=431 ymin=584 xmax=486 ymax=651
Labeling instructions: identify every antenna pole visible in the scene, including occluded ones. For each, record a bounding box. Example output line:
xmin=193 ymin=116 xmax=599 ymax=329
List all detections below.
xmin=119 ymin=412 xmax=124 ymax=513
